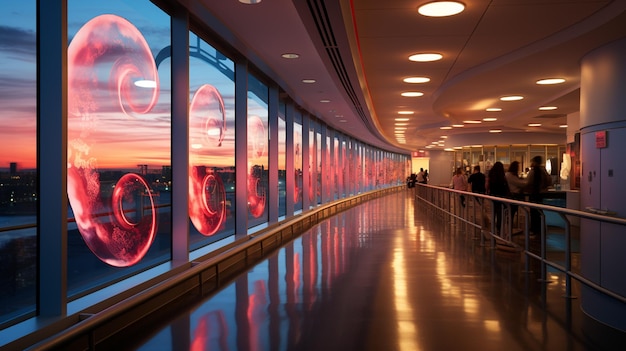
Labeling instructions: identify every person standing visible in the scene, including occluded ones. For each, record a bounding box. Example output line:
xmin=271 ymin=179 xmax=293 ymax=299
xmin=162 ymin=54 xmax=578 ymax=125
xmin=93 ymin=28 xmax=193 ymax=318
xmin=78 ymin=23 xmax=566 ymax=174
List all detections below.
xmin=468 ymin=165 xmax=486 ymax=194
xmin=526 ymin=156 xmax=552 ymax=235
xmin=505 ymin=161 xmax=527 ymax=220
xmin=487 ymin=162 xmax=510 ymax=235
xmin=451 ymin=167 xmax=468 ymax=207
xmin=416 ymin=168 xmax=425 ymax=184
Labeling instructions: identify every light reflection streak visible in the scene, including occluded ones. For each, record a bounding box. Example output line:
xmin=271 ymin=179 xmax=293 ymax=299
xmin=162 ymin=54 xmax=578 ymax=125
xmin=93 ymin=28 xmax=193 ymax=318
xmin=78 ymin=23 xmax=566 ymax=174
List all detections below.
xmin=393 ymin=235 xmax=420 ymax=351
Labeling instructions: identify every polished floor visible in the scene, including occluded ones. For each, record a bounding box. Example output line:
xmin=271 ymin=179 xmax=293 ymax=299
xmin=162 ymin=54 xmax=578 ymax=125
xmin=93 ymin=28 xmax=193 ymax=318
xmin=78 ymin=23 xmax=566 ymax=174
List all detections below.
xmin=120 ymin=189 xmax=615 ymax=351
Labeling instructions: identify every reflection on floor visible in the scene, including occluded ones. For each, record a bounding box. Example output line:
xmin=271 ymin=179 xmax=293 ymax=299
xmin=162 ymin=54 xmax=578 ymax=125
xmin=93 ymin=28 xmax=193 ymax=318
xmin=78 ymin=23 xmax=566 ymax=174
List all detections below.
xmin=112 ymin=190 xmax=616 ymax=350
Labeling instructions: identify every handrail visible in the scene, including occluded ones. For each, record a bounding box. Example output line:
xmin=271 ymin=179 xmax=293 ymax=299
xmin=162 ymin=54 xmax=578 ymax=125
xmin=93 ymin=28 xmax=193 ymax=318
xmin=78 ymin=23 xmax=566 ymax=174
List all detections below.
xmin=414 ymin=183 xmax=626 ymax=308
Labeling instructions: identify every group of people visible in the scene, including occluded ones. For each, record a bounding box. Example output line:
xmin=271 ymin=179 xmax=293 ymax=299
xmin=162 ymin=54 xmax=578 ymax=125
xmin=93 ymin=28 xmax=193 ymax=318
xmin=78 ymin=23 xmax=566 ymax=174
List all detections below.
xmin=451 ymin=156 xmax=553 ymax=235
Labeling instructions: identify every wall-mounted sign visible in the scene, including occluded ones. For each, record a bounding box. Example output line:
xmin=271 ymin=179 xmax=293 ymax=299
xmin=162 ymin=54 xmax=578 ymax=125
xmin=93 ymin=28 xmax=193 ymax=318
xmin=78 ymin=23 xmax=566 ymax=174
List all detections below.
xmin=596 ymin=130 xmax=607 ymax=148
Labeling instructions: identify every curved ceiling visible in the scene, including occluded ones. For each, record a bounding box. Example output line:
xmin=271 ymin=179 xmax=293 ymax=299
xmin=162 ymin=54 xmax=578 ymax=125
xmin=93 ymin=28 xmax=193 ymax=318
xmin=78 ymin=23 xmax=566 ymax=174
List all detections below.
xmin=191 ymin=0 xmax=626 ymax=154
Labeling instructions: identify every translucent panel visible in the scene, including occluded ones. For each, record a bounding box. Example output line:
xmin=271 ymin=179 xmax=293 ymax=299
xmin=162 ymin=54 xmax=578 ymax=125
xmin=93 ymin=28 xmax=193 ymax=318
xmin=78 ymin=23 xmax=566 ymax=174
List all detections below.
xmin=294 ymin=121 xmax=303 ymax=211
xmin=188 ymin=32 xmax=236 ymax=249
xmin=316 ymin=132 xmax=322 ymax=204
xmin=67 ymin=0 xmax=171 ymax=297
xmin=308 ymin=124 xmax=315 ymax=208
xmin=325 ymin=135 xmax=331 ymax=201
xmin=278 ymin=106 xmax=286 ymax=218
xmin=247 ymin=74 xmax=269 ymax=227
xmin=0 ymin=1 xmax=37 ymax=325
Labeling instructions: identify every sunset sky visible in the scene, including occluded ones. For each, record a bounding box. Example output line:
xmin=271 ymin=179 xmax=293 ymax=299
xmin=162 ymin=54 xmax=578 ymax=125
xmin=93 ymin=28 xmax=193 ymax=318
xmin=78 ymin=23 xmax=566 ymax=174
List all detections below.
xmin=1 ymin=1 xmax=278 ymax=172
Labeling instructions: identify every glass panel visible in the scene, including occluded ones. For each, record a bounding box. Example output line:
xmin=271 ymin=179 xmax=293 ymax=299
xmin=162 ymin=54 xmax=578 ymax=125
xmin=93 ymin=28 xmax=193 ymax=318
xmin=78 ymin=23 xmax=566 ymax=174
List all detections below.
xmin=334 ymin=137 xmax=340 ymax=199
xmin=308 ymin=123 xmax=315 ymax=208
xmin=67 ymin=1 xmax=171 ymax=297
xmin=278 ymin=105 xmax=286 ymax=218
xmin=294 ymin=120 xmax=303 ymax=212
xmin=247 ymin=74 xmax=268 ymax=227
xmin=188 ymin=33 xmax=236 ymax=249
xmin=496 ymin=145 xmax=510 ymax=165
xmin=325 ymin=135 xmax=331 ymax=201
xmin=316 ymin=132 xmax=321 ymax=204
xmin=510 ymin=146 xmax=527 ymax=178
xmin=0 ymin=0 xmax=37 ymax=324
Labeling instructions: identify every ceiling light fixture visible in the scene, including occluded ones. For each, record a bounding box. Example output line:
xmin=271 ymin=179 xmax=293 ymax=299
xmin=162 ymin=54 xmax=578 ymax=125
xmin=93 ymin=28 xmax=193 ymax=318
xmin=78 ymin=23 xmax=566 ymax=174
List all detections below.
xmin=452 ymin=124 xmax=464 ymax=128
xmin=483 ymin=117 xmax=497 ymax=122
xmin=409 ymin=53 xmax=443 ymax=62
xmin=398 ymin=111 xmax=415 ymax=115
xmin=320 ymin=99 xmax=330 ymax=103
xmin=440 ymin=126 xmax=452 ymax=130
xmin=302 ymin=79 xmax=316 ymax=84
xmin=401 ymin=91 xmax=424 ymax=97
xmin=418 ymin=1 xmax=465 ymax=17
xmin=395 ymin=117 xmax=410 ymax=121
xmin=403 ymin=77 xmax=431 ymax=84
xmin=500 ymin=95 xmax=524 ymax=101
xmin=539 ymin=106 xmax=558 ymax=111
xmin=528 ymin=123 xmax=542 ymax=127
xmin=489 ymin=129 xmax=502 ymax=133
xmin=486 ymin=108 xmax=502 ymax=112
xmin=239 ymin=0 xmax=261 ymax=3
xmin=463 ymin=120 xmax=481 ymax=124
xmin=560 ymin=124 xmax=568 ymax=128
xmin=281 ymin=53 xmax=299 ymax=59
xmin=536 ymin=78 xmax=566 ymax=85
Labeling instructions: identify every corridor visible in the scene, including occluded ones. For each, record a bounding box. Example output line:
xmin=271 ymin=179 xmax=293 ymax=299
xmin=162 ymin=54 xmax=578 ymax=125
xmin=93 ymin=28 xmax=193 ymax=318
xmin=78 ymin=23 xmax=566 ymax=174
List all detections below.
xmin=111 ymin=190 xmax=604 ymax=351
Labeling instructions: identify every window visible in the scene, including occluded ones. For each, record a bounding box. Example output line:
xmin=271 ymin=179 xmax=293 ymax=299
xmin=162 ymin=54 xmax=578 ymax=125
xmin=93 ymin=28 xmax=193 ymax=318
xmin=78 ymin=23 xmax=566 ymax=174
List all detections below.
xmin=294 ymin=119 xmax=303 ymax=212
xmin=188 ymin=32 xmax=236 ymax=249
xmin=0 ymin=0 xmax=37 ymax=325
xmin=67 ymin=0 xmax=172 ymax=297
xmin=247 ymin=74 xmax=269 ymax=228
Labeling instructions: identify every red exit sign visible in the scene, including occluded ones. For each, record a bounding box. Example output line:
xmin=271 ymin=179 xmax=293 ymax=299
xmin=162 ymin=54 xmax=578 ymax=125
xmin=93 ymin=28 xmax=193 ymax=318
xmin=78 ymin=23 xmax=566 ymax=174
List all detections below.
xmin=595 ymin=130 xmax=607 ymax=148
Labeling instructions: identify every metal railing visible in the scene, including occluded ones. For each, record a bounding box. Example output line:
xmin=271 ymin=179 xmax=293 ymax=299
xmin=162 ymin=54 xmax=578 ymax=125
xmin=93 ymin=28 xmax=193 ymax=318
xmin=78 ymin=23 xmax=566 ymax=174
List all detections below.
xmin=415 ymin=183 xmax=626 ymax=308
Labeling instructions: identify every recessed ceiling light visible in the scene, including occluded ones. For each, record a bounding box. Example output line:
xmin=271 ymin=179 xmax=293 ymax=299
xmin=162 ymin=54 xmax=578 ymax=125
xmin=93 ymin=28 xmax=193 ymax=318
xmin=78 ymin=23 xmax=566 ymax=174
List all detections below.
xmin=486 ymin=108 xmax=502 ymax=112
xmin=401 ymin=91 xmax=424 ymax=97
xmin=463 ymin=120 xmax=481 ymax=124
xmin=302 ymin=79 xmax=316 ymax=83
xmin=536 ymin=78 xmax=566 ymax=85
xmin=444 ymin=148 xmax=454 ymax=151
xmin=403 ymin=77 xmax=431 ymax=84
xmin=239 ymin=0 xmax=261 ymax=3
xmin=483 ymin=117 xmax=498 ymax=122
xmin=500 ymin=95 xmax=524 ymax=101
xmin=539 ymin=106 xmax=558 ymax=111
xmin=398 ymin=111 xmax=415 ymax=115
xmin=452 ymin=124 xmax=464 ymax=128
xmin=409 ymin=53 xmax=443 ymax=62
xmin=418 ymin=1 xmax=465 ymax=17
xmin=281 ymin=53 xmax=299 ymax=59
xmin=489 ymin=129 xmax=502 ymax=133
xmin=395 ymin=117 xmax=410 ymax=121
xmin=560 ymin=124 xmax=568 ymax=128
xmin=440 ymin=126 xmax=452 ymax=130
xmin=320 ymin=99 xmax=330 ymax=103
xmin=528 ymin=123 xmax=542 ymax=127
xmin=395 ymin=122 xmax=409 ymax=126
xmin=395 ymin=127 xmax=407 ymax=130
